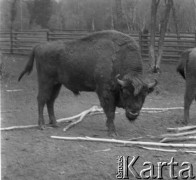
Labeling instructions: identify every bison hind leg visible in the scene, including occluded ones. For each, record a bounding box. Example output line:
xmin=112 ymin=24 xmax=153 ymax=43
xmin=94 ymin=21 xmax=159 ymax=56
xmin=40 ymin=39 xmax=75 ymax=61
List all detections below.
xmin=37 ymin=94 xmax=47 ymax=130
xmin=47 ymin=83 xmax=62 ymax=127
xmin=183 ymin=82 xmax=196 ymax=124
xmin=37 ymin=82 xmax=61 ymax=129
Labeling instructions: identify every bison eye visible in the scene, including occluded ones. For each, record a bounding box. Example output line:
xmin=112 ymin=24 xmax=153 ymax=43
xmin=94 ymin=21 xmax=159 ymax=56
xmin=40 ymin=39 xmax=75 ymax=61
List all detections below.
xmin=122 ymin=89 xmax=131 ymax=97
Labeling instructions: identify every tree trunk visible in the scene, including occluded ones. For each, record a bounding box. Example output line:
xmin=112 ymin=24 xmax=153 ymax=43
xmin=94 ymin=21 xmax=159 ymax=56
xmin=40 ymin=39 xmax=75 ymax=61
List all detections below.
xmin=10 ymin=0 xmax=18 ymax=54
xmin=193 ymin=0 xmax=196 ymax=30
xmin=110 ymin=0 xmax=114 ymax=29
xmin=91 ymin=16 xmax=95 ymax=31
xmin=149 ymin=0 xmax=160 ymax=72
xmin=171 ymin=0 xmax=180 ymax=41
xmin=125 ymin=14 xmax=130 ymax=33
xmin=156 ymin=0 xmax=172 ymax=71
xmin=115 ymin=0 xmax=123 ymax=31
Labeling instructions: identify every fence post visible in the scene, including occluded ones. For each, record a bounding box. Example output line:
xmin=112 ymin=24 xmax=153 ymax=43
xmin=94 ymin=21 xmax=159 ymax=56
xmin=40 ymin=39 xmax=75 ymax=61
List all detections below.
xmin=46 ymin=30 xmax=49 ymax=41
xmin=14 ymin=32 xmax=17 ymax=53
xmin=195 ymin=31 xmax=196 ymax=47
xmin=139 ymin=31 xmax=142 ymax=55
xmin=10 ymin=30 xmax=13 ymax=54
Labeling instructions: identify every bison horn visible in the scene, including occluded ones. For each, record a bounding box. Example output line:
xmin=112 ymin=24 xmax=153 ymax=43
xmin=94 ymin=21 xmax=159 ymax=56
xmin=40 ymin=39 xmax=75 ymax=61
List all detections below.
xmin=117 ymin=79 xmax=127 ymax=87
xmin=148 ymin=79 xmax=158 ymax=89
xmin=116 ymin=74 xmax=127 ymax=87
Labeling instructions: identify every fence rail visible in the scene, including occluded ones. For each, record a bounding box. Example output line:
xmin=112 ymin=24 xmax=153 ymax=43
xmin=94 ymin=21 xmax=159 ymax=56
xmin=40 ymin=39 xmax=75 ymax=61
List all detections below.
xmin=0 ymin=30 xmax=195 ymax=61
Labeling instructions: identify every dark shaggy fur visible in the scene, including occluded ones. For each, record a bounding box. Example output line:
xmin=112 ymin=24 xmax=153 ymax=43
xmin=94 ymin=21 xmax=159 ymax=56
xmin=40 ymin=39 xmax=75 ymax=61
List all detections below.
xmin=18 ymin=30 xmax=157 ymax=136
xmin=177 ymin=48 xmax=193 ymax=79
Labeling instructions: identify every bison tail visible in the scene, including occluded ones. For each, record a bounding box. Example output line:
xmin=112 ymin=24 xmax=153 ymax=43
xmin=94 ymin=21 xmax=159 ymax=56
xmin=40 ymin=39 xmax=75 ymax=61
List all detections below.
xmin=18 ymin=47 xmax=36 ymax=81
xmin=177 ymin=62 xmax=185 ymax=79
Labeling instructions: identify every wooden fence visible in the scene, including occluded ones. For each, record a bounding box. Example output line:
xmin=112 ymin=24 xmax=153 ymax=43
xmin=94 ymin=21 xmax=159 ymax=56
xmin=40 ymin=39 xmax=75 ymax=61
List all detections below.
xmin=139 ymin=32 xmax=196 ymax=61
xmin=0 ymin=30 xmax=195 ymax=61
xmin=0 ymin=30 xmax=89 ymax=55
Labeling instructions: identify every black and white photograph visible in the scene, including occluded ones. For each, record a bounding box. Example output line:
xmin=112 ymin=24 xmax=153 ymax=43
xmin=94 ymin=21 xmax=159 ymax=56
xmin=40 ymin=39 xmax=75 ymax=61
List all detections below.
xmin=0 ymin=0 xmax=196 ymax=179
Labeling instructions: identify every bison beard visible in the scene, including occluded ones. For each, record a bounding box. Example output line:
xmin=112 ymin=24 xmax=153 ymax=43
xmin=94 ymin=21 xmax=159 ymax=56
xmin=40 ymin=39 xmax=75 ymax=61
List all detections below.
xmin=18 ymin=30 xmax=157 ymax=137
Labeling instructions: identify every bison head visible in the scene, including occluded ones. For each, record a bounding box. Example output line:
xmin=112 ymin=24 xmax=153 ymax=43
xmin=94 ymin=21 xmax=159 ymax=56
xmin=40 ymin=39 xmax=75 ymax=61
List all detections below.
xmin=117 ymin=75 xmax=157 ymax=121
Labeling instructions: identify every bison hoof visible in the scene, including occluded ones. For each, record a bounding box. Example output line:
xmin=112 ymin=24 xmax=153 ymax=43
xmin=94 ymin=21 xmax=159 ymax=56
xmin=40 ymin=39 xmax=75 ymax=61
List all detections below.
xmin=50 ymin=123 xmax=58 ymax=128
xmin=108 ymin=130 xmax=118 ymax=137
xmin=181 ymin=120 xmax=188 ymax=126
xmin=39 ymin=124 xmax=46 ymax=130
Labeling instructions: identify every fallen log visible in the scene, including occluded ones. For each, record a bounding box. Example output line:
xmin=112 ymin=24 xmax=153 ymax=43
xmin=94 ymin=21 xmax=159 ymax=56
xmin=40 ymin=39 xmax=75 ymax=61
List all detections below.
xmin=6 ymin=89 xmax=23 ymax=92
xmin=50 ymin=136 xmax=196 ymax=148
xmin=0 ymin=106 xmax=186 ymax=131
xmin=142 ymin=107 xmax=183 ymax=110
xmin=63 ymin=107 xmax=94 ymax=131
xmin=140 ymin=146 xmax=196 ymax=154
xmin=63 ymin=106 xmax=103 ymax=131
xmin=58 ymin=106 xmax=184 ymax=124
xmin=161 ymin=130 xmax=196 ymax=137
xmin=1 ymin=110 xmax=21 ymax=113
xmin=57 ymin=112 xmax=85 ymax=123
xmin=142 ymin=108 xmax=165 ymax=113
xmin=167 ymin=125 xmax=196 ymax=132
xmin=0 ymin=124 xmax=38 ymax=131
xmin=160 ymin=136 xmax=196 ymax=143
xmin=57 ymin=106 xmax=104 ymax=123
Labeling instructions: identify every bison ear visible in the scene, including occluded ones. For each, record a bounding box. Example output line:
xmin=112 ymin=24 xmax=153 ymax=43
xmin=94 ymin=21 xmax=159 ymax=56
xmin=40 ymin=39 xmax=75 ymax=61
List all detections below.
xmin=147 ymin=79 xmax=158 ymax=93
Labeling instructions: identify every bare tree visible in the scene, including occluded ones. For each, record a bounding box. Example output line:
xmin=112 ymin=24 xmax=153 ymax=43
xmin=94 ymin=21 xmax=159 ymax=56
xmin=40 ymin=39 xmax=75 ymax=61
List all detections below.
xmin=171 ymin=0 xmax=180 ymax=40
xmin=115 ymin=0 xmax=124 ymax=31
xmin=110 ymin=0 xmax=114 ymax=29
xmin=156 ymin=0 xmax=172 ymax=72
xmin=149 ymin=0 xmax=177 ymax=73
xmin=10 ymin=0 xmax=18 ymax=53
xmin=149 ymin=0 xmax=160 ymax=72
xmin=193 ymin=0 xmax=196 ymax=24
xmin=193 ymin=0 xmax=196 ymax=8
xmin=10 ymin=0 xmax=18 ymax=31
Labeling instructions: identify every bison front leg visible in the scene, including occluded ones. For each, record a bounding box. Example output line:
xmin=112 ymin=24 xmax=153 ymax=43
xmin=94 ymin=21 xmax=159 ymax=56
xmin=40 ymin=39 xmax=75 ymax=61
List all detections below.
xmin=105 ymin=109 xmax=117 ymax=137
xmin=97 ymin=89 xmax=117 ymax=137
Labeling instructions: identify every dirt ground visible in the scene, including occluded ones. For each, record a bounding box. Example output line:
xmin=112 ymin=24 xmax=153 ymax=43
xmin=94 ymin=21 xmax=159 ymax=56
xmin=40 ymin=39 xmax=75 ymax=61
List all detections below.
xmin=1 ymin=54 xmax=196 ymax=180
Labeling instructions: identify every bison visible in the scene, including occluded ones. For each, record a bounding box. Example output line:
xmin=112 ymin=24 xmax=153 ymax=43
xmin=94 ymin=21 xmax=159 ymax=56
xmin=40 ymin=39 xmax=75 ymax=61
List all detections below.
xmin=177 ymin=48 xmax=196 ymax=125
xmin=18 ymin=30 xmax=157 ymax=136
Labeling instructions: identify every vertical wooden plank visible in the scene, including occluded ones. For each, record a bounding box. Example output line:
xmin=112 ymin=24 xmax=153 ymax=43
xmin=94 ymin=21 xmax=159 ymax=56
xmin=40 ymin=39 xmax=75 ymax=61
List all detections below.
xmin=139 ymin=31 xmax=142 ymax=56
xmin=195 ymin=31 xmax=196 ymax=47
xmin=47 ymin=30 xmax=49 ymax=41
xmin=10 ymin=30 xmax=13 ymax=54
xmin=14 ymin=32 xmax=17 ymax=54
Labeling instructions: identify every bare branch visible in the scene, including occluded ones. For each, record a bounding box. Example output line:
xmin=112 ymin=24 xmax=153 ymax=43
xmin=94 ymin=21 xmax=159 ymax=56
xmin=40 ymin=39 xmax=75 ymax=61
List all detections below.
xmin=140 ymin=146 xmax=196 ymax=154
xmin=51 ymin=136 xmax=196 ymax=148
xmin=161 ymin=130 xmax=196 ymax=137
xmin=160 ymin=136 xmax=196 ymax=143
xmin=1 ymin=124 xmax=38 ymax=131
xmin=167 ymin=125 xmax=196 ymax=132
xmin=171 ymin=0 xmax=180 ymax=41
xmin=156 ymin=0 xmax=172 ymax=70
xmin=156 ymin=0 xmax=160 ymax=6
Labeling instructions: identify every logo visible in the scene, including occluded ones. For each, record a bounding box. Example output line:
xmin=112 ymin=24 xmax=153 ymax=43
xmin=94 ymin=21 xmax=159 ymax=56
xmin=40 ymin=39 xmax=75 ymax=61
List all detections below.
xmin=116 ymin=156 xmax=195 ymax=179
